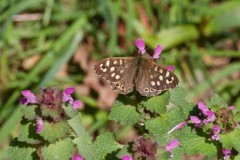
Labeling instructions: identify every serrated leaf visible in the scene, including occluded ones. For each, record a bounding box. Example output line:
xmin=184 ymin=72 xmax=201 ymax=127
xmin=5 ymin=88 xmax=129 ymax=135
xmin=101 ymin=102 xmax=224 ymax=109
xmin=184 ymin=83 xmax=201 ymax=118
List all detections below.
xmin=9 ymin=139 xmax=37 ymax=160
xmin=219 ymin=129 xmax=240 ymax=152
xmin=145 ymin=107 xmax=186 ymax=140
xmin=109 ymin=100 xmax=142 ymax=125
xmin=40 ymin=120 xmax=70 ymax=143
xmin=169 ymin=87 xmax=187 ymax=107
xmin=18 ymin=120 xmax=41 ymax=144
xmin=63 ymin=104 xmax=79 ymax=118
xmin=141 ymin=91 xmax=169 ymax=114
xmin=21 ymin=105 xmax=38 ymax=120
xmin=175 ymin=127 xmax=217 ymax=156
xmin=74 ymin=132 xmax=122 ymax=160
xmin=41 ymin=138 xmax=75 ymax=160
xmin=206 ymin=95 xmax=226 ymax=110
xmin=41 ymin=105 xmax=61 ymax=120
xmin=68 ymin=113 xmax=85 ymax=136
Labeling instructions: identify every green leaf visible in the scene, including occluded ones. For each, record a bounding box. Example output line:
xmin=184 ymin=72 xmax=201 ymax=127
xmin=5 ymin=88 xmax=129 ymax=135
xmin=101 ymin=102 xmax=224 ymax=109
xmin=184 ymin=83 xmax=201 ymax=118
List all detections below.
xmin=41 ymin=138 xmax=75 ymax=160
xmin=203 ymin=1 xmax=240 ymax=36
xmin=68 ymin=113 xmax=85 ymax=136
xmin=169 ymin=87 xmax=187 ymax=107
xmin=74 ymin=132 xmax=122 ymax=160
xmin=206 ymin=95 xmax=226 ymax=110
xmin=219 ymin=129 xmax=240 ymax=152
xmin=141 ymin=91 xmax=169 ymax=114
xmin=40 ymin=120 xmax=70 ymax=143
xmin=41 ymin=105 xmax=61 ymax=120
xmin=144 ymin=25 xmax=199 ymax=49
xmin=145 ymin=107 xmax=185 ymax=142
xmin=18 ymin=120 xmax=41 ymax=144
xmin=21 ymin=105 xmax=38 ymax=120
xmin=63 ymin=104 xmax=79 ymax=118
xmin=109 ymin=100 xmax=142 ymax=125
xmin=175 ymin=127 xmax=217 ymax=156
xmin=9 ymin=139 xmax=37 ymax=160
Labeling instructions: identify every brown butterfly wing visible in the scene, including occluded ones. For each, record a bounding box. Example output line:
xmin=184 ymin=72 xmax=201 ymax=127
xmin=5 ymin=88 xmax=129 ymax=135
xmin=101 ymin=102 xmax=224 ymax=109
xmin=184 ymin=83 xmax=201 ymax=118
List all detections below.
xmin=135 ymin=59 xmax=179 ymax=96
xmin=94 ymin=57 xmax=137 ymax=95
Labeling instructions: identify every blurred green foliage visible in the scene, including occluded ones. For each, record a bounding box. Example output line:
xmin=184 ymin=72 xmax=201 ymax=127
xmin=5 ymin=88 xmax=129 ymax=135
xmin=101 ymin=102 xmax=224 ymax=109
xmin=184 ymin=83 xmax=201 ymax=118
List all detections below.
xmin=0 ymin=0 xmax=240 ymax=159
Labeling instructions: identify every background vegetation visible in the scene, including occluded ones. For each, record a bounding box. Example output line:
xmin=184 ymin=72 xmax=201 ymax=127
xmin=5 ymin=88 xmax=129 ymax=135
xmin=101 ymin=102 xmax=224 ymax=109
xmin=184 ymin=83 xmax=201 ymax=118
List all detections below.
xmin=0 ymin=0 xmax=240 ymax=159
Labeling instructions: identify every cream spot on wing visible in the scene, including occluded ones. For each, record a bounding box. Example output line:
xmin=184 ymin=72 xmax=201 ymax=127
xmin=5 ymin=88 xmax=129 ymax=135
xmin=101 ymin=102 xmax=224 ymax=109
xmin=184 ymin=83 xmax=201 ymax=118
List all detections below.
xmin=151 ymin=81 xmax=155 ymax=86
xmin=154 ymin=66 xmax=158 ymax=71
xmin=119 ymin=60 xmax=123 ymax=65
xmin=159 ymin=75 xmax=163 ymax=81
xmin=102 ymin=68 xmax=107 ymax=72
xmin=160 ymin=69 xmax=163 ymax=73
xmin=157 ymin=81 xmax=160 ymax=86
xmin=115 ymin=75 xmax=120 ymax=79
xmin=120 ymin=70 xmax=124 ymax=73
xmin=113 ymin=60 xmax=117 ymax=65
xmin=111 ymin=73 xmax=115 ymax=77
xmin=166 ymin=71 xmax=170 ymax=77
xmin=110 ymin=67 xmax=115 ymax=72
xmin=106 ymin=60 xmax=110 ymax=67
xmin=100 ymin=64 xmax=103 ymax=67
xmin=150 ymin=75 xmax=153 ymax=79
xmin=166 ymin=80 xmax=170 ymax=84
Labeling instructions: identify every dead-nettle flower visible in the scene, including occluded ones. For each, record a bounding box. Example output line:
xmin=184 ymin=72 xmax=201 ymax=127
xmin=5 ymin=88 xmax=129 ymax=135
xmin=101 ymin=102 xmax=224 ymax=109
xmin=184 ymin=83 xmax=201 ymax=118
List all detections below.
xmin=167 ymin=65 xmax=175 ymax=72
xmin=36 ymin=117 xmax=43 ymax=134
xmin=153 ymin=45 xmax=163 ymax=59
xmin=197 ymin=101 xmax=216 ymax=124
xmin=223 ymin=149 xmax=231 ymax=160
xmin=190 ymin=116 xmax=204 ymax=128
xmin=72 ymin=153 xmax=84 ymax=160
xmin=20 ymin=90 xmax=37 ymax=105
xmin=135 ymin=38 xmax=146 ymax=54
xmin=62 ymin=87 xmax=82 ymax=109
xmin=168 ymin=121 xmax=188 ymax=134
xmin=211 ymin=125 xmax=220 ymax=141
xmin=165 ymin=139 xmax=179 ymax=158
xmin=229 ymin=105 xmax=235 ymax=110
xmin=121 ymin=155 xmax=133 ymax=160
xmin=203 ymin=111 xmax=216 ymax=124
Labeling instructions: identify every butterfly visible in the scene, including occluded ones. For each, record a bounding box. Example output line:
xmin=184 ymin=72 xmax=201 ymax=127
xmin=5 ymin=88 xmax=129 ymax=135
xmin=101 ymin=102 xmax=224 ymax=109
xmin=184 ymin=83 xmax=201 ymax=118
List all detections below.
xmin=93 ymin=39 xmax=179 ymax=97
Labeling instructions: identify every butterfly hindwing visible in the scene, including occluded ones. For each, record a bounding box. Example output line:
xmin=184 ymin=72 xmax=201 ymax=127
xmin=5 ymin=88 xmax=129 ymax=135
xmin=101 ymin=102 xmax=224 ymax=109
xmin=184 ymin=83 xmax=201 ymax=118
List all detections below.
xmin=94 ymin=57 xmax=137 ymax=95
xmin=135 ymin=59 xmax=179 ymax=96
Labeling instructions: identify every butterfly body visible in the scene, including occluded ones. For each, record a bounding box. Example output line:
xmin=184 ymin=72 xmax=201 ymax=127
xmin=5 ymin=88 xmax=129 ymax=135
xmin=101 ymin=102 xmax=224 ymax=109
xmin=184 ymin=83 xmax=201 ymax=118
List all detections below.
xmin=94 ymin=53 xmax=179 ymax=97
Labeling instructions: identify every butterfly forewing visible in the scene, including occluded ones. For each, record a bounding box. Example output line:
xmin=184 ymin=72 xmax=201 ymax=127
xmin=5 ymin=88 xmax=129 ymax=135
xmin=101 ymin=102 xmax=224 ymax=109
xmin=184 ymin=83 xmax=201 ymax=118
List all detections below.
xmin=94 ymin=57 xmax=137 ymax=95
xmin=135 ymin=59 xmax=179 ymax=96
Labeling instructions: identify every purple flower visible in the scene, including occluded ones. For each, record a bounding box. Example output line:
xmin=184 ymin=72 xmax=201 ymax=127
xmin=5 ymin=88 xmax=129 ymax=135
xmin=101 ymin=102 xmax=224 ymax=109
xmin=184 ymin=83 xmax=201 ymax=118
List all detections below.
xmin=223 ymin=149 xmax=231 ymax=160
xmin=229 ymin=105 xmax=235 ymax=110
xmin=168 ymin=121 xmax=188 ymax=134
xmin=72 ymin=153 xmax=84 ymax=160
xmin=212 ymin=125 xmax=220 ymax=133
xmin=165 ymin=139 xmax=179 ymax=158
xmin=198 ymin=101 xmax=209 ymax=114
xmin=135 ymin=38 xmax=146 ymax=54
xmin=152 ymin=45 xmax=163 ymax=59
xmin=211 ymin=125 xmax=220 ymax=141
xmin=203 ymin=111 xmax=216 ymax=124
xmin=36 ymin=117 xmax=43 ymax=134
xmin=121 ymin=155 xmax=133 ymax=160
xmin=62 ymin=87 xmax=75 ymax=103
xmin=167 ymin=65 xmax=175 ymax=72
xmin=72 ymin=100 xmax=82 ymax=109
xmin=62 ymin=87 xmax=82 ymax=109
xmin=20 ymin=90 xmax=37 ymax=105
xmin=190 ymin=116 xmax=201 ymax=124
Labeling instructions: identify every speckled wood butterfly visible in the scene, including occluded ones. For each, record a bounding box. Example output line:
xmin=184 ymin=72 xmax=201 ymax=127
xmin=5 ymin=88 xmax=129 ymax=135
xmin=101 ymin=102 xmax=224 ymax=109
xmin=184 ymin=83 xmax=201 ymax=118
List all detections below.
xmin=94 ymin=39 xmax=179 ymax=97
